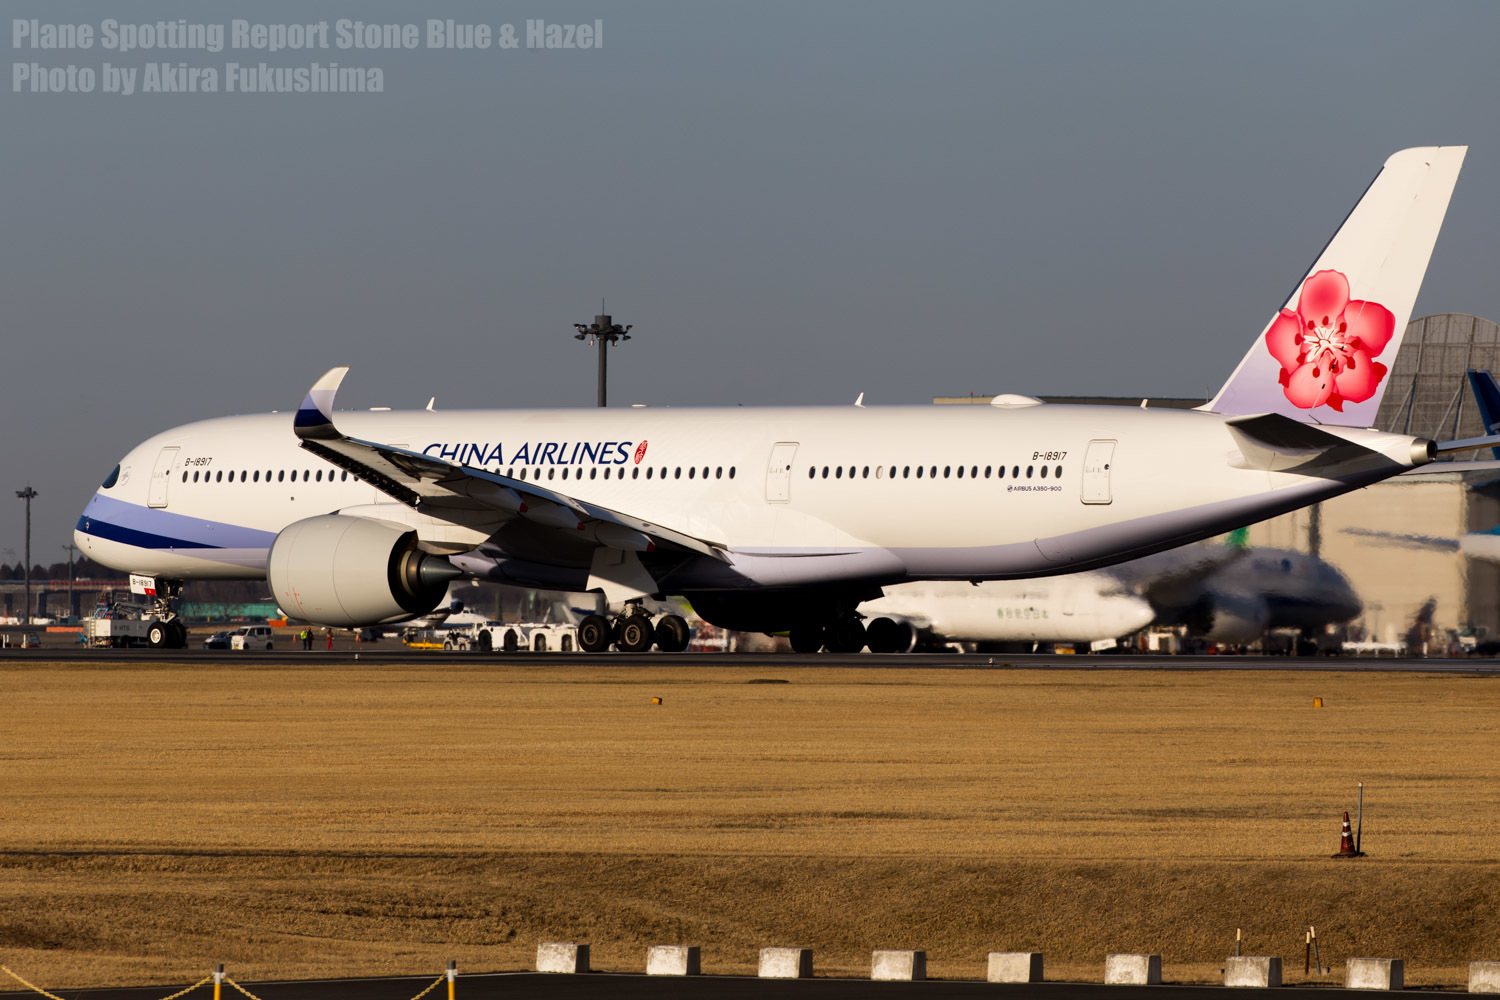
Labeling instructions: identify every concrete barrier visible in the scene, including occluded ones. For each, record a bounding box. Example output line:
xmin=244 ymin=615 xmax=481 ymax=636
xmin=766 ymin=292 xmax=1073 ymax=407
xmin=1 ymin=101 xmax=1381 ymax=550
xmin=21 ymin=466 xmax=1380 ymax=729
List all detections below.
xmin=759 ymin=947 xmax=813 ymax=979
xmin=871 ymin=950 xmax=926 ymax=981
xmin=1226 ymin=956 xmax=1282 ymax=988
xmin=536 ymin=942 xmax=589 ymax=974
xmin=1106 ymin=954 xmax=1163 ymax=985
xmin=988 ymin=952 xmax=1044 ymax=983
xmin=1347 ymin=958 xmax=1403 ymax=991
xmin=646 ymin=945 xmax=701 ymax=976
xmin=1470 ymin=962 xmax=1500 ymax=993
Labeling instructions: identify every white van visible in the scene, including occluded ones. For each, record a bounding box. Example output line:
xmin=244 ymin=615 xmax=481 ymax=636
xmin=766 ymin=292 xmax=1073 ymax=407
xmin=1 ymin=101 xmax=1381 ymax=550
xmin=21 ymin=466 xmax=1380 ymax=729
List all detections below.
xmin=230 ymin=625 xmax=274 ymax=650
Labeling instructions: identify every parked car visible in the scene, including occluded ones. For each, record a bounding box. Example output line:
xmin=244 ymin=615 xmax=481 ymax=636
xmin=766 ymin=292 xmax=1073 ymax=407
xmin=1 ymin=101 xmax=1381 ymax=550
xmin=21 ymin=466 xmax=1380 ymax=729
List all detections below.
xmin=203 ymin=630 xmax=233 ymax=650
xmin=20 ymin=632 xmax=41 ymax=648
xmin=230 ymin=625 xmax=274 ymax=650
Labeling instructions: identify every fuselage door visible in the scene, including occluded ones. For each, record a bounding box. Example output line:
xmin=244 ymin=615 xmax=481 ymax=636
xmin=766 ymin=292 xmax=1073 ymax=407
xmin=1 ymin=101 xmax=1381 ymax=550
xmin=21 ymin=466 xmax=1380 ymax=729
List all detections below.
xmin=1081 ymin=439 xmax=1115 ymax=505
xmin=765 ymin=442 xmax=798 ymax=502
xmin=148 ymin=447 xmax=179 ymax=509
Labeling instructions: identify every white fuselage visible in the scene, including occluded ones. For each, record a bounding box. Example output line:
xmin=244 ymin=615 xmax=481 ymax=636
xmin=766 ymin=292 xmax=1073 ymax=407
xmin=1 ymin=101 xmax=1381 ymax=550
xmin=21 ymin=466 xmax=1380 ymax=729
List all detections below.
xmin=76 ymin=402 xmax=1422 ymax=594
xmin=862 ymin=575 xmax=1155 ymax=642
xmin=861 ymin=545 xmax=1361 ymax=643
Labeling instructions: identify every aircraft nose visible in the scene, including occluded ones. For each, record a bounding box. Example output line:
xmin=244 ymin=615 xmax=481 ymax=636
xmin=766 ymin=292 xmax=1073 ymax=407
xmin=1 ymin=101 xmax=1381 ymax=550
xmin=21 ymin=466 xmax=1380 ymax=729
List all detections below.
xmin=1111 ymin=593 xmax=1157 ymax=634
xmin=74 ymin=490 xmax=106 ymax=547
xmin=1325 ymin=566 xmax=1362 ymax=621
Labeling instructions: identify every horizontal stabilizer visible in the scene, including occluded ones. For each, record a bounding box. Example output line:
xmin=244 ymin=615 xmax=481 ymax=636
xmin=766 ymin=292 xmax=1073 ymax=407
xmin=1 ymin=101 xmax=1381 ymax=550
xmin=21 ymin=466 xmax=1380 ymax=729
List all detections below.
xmin=1225 ymin=413 xmax=1375 ymax=473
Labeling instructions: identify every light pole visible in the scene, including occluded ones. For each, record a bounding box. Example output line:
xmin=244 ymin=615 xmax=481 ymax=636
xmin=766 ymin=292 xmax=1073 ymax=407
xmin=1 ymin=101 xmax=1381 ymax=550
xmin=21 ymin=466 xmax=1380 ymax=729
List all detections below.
xmin=63 ymin=542 xmax=77 ymax=620
xmin=572 ymin=313 xmax=633 ymax=407
xmin=15 ymin=486 xmax=37 ymax=626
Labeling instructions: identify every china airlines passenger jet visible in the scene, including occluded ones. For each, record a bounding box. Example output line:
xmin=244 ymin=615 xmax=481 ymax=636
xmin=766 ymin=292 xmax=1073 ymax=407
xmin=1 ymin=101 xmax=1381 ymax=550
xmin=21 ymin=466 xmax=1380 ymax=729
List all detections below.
xmin=76 ymin=146 xmax=1477 ymax=653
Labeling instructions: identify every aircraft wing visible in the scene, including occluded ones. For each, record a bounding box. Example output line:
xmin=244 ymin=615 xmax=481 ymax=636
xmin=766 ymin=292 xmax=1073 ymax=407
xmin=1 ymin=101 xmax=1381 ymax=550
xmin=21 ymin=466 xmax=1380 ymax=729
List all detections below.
xmin=292 ymin=367 xmax=727 ymax=562
xmin=1105 ymin=540 xmax=1248 ymax=610
xmin=1340 ymin=526 xmax=1458 ymax=552
xmin=1400 ymin=459 xmax=1500 ymax=476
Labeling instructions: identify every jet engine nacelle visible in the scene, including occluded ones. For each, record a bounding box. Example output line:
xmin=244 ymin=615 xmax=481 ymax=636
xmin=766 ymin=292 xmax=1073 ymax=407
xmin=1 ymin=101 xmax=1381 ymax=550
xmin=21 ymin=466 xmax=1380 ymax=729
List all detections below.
xmin=268 ymin=515 xmax=464 ymax=627
xmin=1187 ymin=592 xmax=1270 ymax=643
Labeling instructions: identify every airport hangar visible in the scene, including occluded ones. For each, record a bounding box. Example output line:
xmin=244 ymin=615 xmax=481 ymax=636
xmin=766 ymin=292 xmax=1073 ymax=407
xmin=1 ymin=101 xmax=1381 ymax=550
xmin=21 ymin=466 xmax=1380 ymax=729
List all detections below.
xmin=938 ymin=314 xmax=1500 ymax=647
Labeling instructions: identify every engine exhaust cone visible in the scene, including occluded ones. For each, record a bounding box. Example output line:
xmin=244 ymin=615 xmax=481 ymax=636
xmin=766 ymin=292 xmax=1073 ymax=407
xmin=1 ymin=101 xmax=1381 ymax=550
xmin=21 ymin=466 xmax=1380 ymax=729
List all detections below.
xmin=416 ymin=555 xmax=464 ymax=589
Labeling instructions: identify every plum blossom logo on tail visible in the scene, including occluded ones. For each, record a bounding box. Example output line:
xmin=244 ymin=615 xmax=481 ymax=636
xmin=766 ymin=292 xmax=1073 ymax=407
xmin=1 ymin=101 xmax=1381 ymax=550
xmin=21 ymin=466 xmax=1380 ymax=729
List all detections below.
xmin=1265 ymin=269 xmax=1394 ymax=411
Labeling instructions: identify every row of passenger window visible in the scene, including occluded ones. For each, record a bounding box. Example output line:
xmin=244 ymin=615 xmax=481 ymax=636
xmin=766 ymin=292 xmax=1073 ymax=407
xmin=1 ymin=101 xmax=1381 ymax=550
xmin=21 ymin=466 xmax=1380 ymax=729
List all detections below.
xmin=182 ymin=465 xmax=742 ymax=485
xmin=183 ymin=468 xmax=355 ymax=484
xmin=508 ymin=465 xmax=737 ymax=482
xmin=810 ymin=463 xmax=1065 ymax=480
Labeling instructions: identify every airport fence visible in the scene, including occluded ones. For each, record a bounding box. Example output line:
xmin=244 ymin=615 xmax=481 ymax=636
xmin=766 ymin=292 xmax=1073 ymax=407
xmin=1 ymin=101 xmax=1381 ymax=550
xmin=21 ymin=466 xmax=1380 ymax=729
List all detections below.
xmin=0 ymin=964 xmax=456 ymax=1000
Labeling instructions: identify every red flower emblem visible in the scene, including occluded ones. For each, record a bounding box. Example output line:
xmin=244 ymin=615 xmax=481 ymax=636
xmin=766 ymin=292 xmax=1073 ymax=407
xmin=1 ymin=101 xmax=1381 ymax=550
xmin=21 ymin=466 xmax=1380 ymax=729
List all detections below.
xmin=633 ymin=440 xmax=648 ymax=464
xmin=1265 ymin=269 xmax=1394 ymax=411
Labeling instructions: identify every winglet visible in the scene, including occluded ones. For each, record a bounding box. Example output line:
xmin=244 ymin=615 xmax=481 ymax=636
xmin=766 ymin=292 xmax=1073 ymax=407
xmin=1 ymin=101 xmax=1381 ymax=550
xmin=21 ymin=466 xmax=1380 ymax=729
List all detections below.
xmin=294 ymin=366 xmax=349 ymax=440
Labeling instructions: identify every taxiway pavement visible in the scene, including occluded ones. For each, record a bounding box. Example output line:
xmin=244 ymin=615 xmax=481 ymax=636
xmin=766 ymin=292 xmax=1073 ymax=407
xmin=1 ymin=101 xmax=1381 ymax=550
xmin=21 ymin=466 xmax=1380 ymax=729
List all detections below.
xmin=0 ymin=647 xmax=1496 ymax=672
xmin=0 ymin=974 xmax=1392 ymax=1000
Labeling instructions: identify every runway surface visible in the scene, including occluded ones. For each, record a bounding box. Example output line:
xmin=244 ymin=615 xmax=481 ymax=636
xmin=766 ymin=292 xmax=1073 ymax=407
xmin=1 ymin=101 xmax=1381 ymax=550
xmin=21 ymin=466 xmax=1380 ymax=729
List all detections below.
xmin=0 ymin=973 xmax=1398 ymax=1000
xmin=1 ymin=646 xmax=1497 ymax=672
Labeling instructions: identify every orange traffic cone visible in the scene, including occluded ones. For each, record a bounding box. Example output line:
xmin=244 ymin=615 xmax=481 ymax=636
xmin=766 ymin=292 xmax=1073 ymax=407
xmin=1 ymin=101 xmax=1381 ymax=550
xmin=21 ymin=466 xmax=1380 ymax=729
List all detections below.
xmin=1332 ymin=811 xmax=1362 ymax=857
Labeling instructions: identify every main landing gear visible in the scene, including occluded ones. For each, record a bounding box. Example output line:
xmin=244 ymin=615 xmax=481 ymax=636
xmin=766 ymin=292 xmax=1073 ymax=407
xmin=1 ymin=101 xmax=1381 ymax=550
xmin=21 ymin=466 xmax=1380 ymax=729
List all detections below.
xmin=789 ymin=615 xmax=913 ymax=654
xmin=577 ymin=603 xmax=691 ymax=653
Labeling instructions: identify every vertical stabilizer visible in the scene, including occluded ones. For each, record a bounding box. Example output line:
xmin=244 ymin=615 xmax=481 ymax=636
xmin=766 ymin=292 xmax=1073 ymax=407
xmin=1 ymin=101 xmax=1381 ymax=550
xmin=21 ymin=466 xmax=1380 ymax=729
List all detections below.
xmin=1206 ymin=146 xmax=1466 ymax=426
xmin=1466 ymin=369 xmax=1500 ymax=459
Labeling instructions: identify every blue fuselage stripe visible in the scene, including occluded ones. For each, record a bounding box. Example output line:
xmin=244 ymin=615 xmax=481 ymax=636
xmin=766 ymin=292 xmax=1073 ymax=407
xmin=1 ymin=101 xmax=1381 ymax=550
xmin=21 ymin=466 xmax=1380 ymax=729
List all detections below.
xmin=77 ymin=514 xmax=222 ymax=551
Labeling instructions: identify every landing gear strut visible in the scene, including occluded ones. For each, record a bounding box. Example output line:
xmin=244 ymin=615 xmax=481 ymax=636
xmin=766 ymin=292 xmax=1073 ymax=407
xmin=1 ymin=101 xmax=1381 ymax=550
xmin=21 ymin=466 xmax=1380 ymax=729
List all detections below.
xmin=146 ymin=578 xmax=189 ymax=649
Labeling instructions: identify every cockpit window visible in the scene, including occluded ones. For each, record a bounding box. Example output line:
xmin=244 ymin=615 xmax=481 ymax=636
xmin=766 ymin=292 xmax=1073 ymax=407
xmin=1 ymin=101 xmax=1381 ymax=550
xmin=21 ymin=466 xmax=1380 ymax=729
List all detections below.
xmin=101 ymin=464 xmax=121 ymax=489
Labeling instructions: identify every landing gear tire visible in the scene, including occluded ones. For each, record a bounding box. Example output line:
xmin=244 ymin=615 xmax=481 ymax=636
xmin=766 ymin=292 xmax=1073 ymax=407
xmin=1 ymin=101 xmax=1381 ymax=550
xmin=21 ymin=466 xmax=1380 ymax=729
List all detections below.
xmin=147 ymin=622 xmax=168 ymax=649
xmin=654 ymin=614 xmax=690 ymax=652
xmin=578 ymin=615 xmax=613 ymax=653
xmin=864 ymin=617 xmax=908 ymax=654
xmin=789 ymin=624 xmax=826 ymax=654
xmin=617 ymin=614 xmax=655 ymax=653
xmin=168 ymin=620 xmax=187 ymax=649
xmin=826 ymin=618 xmax=867 ymax=653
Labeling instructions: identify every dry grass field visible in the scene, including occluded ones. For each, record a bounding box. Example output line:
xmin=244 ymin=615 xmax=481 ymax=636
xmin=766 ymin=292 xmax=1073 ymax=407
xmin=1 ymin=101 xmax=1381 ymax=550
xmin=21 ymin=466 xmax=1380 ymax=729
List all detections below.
xmin=2 ymin=661 xmax=1499 ymax=988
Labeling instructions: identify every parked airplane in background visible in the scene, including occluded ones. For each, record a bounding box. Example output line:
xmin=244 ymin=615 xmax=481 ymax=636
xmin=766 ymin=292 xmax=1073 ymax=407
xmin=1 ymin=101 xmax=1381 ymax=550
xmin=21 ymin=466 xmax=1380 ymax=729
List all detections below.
xmin=77 ymin=147 xmax=1479 ymax=652
xmin=1340 ymin=369 xmax=1500 ymax=564
xmin=859 ymin=534 xmax=1360 ymax=650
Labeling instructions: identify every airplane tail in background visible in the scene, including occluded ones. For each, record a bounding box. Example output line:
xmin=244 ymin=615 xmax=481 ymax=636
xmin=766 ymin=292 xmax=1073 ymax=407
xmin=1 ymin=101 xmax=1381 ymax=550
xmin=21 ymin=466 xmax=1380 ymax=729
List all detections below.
xmin=1205 ymin=146 xmax=1467 ymax=427
xmin=1466 ymin=369 xmax=1500 ymax=459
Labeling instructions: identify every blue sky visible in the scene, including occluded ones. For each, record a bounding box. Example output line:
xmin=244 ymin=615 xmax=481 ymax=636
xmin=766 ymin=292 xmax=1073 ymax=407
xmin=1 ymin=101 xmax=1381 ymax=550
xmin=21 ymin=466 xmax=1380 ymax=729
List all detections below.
xmin=5 ymin=0 xmax=1499 ymax=553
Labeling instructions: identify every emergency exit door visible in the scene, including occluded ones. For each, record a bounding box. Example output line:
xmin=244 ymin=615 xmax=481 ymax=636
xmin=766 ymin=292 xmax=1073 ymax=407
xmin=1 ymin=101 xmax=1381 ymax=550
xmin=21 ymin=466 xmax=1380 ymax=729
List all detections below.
xmin=148 ymin=447 xmax=179 ymax=508
xmin=1081 ymin=439 xmax=1115 ymax=504
xmin=765 ymin=442 xmax=798 ymax=502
